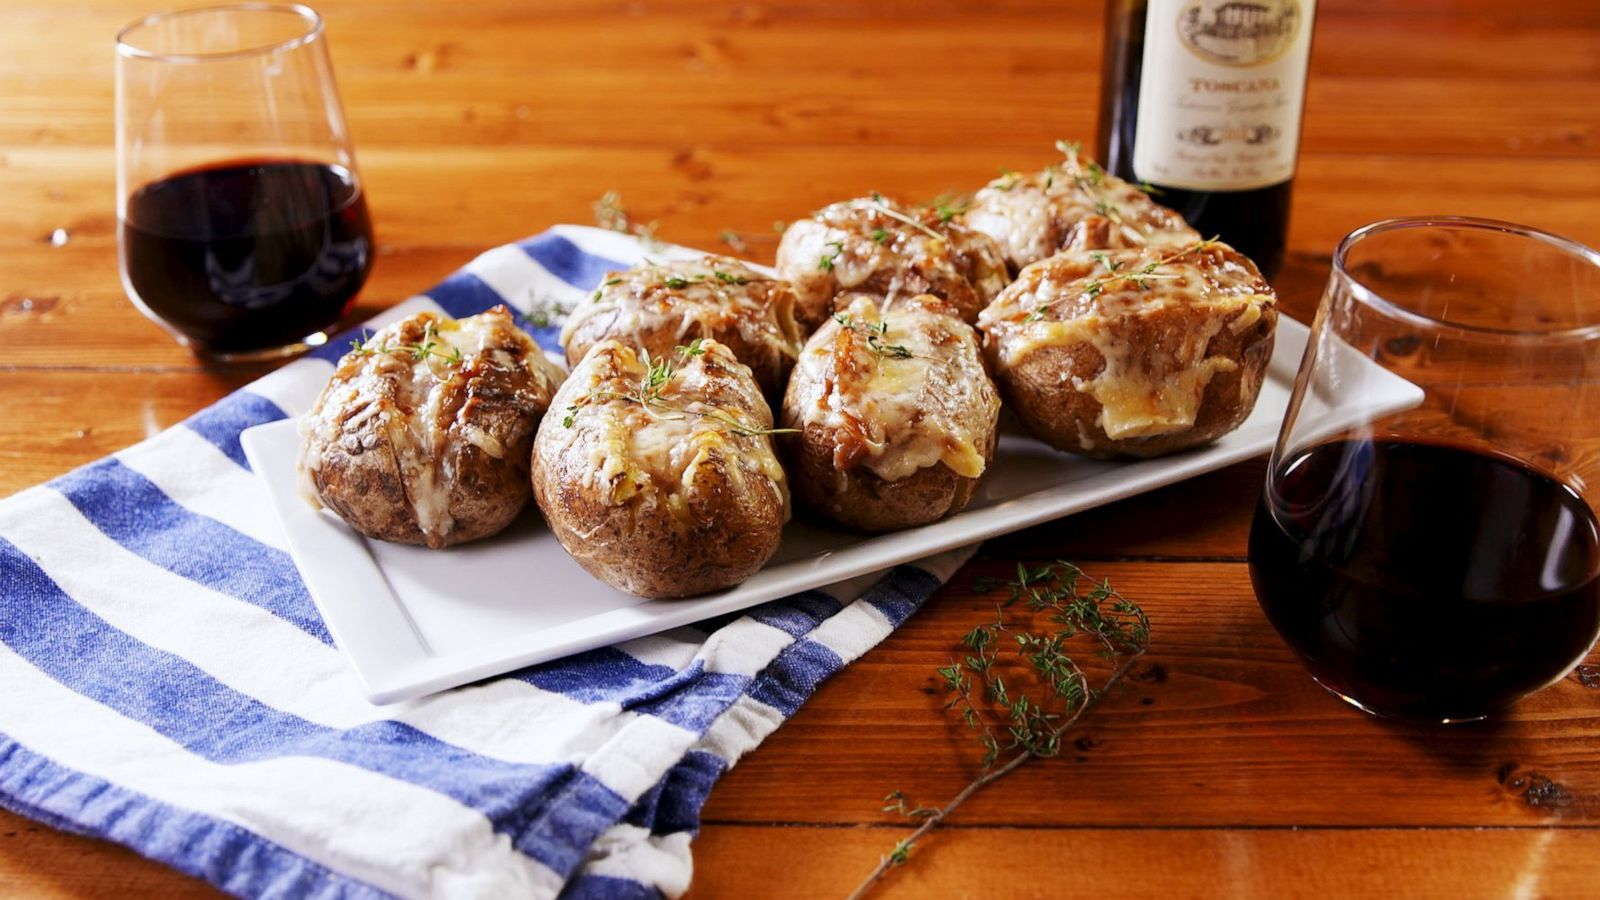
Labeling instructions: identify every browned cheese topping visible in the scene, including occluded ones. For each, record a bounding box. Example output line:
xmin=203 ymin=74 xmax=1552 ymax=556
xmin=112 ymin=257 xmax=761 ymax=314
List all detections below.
xmin=549 ymin=339 xmax=789 ymax=522
xmin=561 ymin=255 xmax=801 ymax=373
xmin=963 ymin=144 xmax=1201 ymax=272
xmin=978 ymin=242 xmax=1274 ymax=441
xmin=776 ymin=195 xmax=1009 ymax=324
xmin=792 ymin=294 xmax=999 ymax=482
xmin=299 ymin=305 xmax=565 ymax=543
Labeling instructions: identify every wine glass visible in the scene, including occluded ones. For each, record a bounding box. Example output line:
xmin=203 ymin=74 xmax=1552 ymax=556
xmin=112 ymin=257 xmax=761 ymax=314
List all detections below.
xmin=115 ymin=3 xmax=373 ymax=362
xmin=1250 ymin=217 xmax=1600 ymax=723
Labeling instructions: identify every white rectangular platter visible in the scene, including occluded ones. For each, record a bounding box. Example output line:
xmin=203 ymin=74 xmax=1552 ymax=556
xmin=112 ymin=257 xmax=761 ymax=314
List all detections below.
xmin=242 ymin=314 xmax=1420 ymax=704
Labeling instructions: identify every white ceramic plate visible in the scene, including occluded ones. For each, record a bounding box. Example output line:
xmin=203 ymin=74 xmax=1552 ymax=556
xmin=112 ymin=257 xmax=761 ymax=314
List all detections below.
xmin=241 ymin=315 xmax=1420 ymax=704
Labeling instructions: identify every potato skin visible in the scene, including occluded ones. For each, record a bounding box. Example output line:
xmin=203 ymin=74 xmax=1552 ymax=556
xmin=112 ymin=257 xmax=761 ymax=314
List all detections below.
xmin=560 ymin=256 xmax=802 ymax=399
xmin=784 ymin=418 xmax=998 ymax=533
xmin=300 ymin=306 xmax=566 ymax=548
xmin=999 ymin=311 xmax=1275 ymax=459
xmin=779 ymin=294 xmax=1001 ymax=532
xmin=775 ymin=196 xmax=1009 ymax=333
xmin=532 ymin=339 xmax=788 ymax=598
xmin=978 ymin=242 xmax=1277 ymax=459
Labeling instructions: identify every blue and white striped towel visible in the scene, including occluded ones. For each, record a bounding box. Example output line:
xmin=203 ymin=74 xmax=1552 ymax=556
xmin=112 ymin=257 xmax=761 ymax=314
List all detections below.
xmin=0 ymin=226 xmax=972 ymax=899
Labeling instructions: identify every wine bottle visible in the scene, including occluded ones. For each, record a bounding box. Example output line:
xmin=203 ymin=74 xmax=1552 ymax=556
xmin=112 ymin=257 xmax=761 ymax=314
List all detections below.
xmin=1098 ymin=0 xmax=1316 ymax=279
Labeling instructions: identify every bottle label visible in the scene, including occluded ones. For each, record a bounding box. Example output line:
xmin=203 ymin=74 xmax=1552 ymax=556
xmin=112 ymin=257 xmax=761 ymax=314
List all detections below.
xmin=1132 ymin=0 xmax=1315 ymax=191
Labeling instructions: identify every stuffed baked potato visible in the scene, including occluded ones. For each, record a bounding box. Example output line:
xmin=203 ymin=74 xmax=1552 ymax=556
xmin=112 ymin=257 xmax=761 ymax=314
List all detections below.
xmin=775 ymin=195 xmax=1009 ymax=332
xmin=532 ymin=338 xmax=788 ymax=598
xmin=560 ymin=256 xmax=803 ymax=399
xmin=780 ymin=293 xmax=1001 ymax=532
xmin=977 ymin=240 xmax=1277 ymax=459
xmin=299 ymin=305 xmax=566 ymax=548
xmin=962 ymin=144 xmax=1200 ymax=274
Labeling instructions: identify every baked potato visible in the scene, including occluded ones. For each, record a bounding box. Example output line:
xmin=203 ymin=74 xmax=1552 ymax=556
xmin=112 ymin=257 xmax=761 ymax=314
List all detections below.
xmin=963 ymin=143 xmax=1200 ymax=273
xmin=532 ymin=338 xmax=788 ymax=598
xmin=560 ymin=256 xmax=803 ymax=399
xmin=977 ymin=239 xmax=1277 ymax=459
xmin=779 ymin=293 xmax=1001 ymax=532
xmin=299 ymin=305 xmax=566 ymax=548
xmin=775 ymin=195 xmax=1009 ymax=332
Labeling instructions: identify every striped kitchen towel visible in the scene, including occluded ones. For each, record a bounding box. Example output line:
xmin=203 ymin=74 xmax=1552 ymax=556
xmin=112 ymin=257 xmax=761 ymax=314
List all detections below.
xmin=0 ymin=225 xmax=973 ymax=899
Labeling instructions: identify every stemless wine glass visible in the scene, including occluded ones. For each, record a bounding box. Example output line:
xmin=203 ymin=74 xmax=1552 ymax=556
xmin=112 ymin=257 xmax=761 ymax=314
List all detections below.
xmin=116 ymin=3 xmax=373 ymax=362
xmin=1250 ymin=217 xmax=1600 ymax=723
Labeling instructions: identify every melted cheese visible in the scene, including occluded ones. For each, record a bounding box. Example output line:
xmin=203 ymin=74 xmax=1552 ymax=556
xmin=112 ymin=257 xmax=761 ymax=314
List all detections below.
xmin=776 ymin=196 xmax=1007 ymax=319
xmin=560 ymin=256 xmax=800 ymax=373
xmin=795 ymin=295 xmax=998 ymax=482
xmin=979 ymin=244 xmax=1274 ymax=441
xmin=555 ymin=339 xmax=788 ymax=522
xmin=963 ymin=159 xmax=1200 ymax=271
xmin=781 ymin=209 xmax=942 ymax=296
xmin=300 ymin=306 xmax=557 ymax=546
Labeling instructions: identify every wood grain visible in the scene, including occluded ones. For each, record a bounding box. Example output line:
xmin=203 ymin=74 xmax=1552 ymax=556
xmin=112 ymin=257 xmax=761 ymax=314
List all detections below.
xmin=5 ymin=150 xmax=1599 ymax=258
xmin=0 ymin=821 xmax=220 ymax=900
xmin=2 ymin=0 xmax=1599 ymax=896
xmin=698 ymin=560 xmax=1600 ymax=829
xmin=0 ymin=371 xmax=257 ymax=491
xmin=688 ymin=826 xmax=1600 ymax=899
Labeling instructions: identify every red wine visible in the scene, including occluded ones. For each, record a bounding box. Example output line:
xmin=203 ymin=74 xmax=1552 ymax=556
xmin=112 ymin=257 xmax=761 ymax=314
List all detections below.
xmin=120 ymin=158 xmax=373 ymax=357
xmin=1249 ymin=440 xmax=1600 ymax=721
xmin=1098 ymin=0 xmax=1315 ymax=279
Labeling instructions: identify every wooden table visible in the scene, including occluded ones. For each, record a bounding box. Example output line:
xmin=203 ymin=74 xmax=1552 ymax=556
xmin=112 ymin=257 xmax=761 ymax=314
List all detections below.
xmin=3 ymin=0 xmax=1599 ymax=896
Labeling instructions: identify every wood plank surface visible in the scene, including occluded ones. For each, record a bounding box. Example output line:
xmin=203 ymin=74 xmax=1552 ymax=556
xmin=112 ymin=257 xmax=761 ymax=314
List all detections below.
xmin=2 ymin=0 xmax=1599 ymax=897
xmin=698 ymin=560 xmax=1600 ymax=829
xmin=689 ymin=827 xmax=1600 ymax=899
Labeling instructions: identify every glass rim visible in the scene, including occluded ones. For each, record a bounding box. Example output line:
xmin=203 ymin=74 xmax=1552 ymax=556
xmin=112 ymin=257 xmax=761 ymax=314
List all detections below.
xmin=1334 ymin=216 xmax=1600 ymax=345
xmin=116 ymin=3 xmax=323 ymax=63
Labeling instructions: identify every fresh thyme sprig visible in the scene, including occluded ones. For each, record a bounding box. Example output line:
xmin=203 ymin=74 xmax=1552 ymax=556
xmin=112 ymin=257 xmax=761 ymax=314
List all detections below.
xmin=719 ymin=229 xmax=749 ymax=254
xmin=520 ymin=291 xmax=575 ymax=329
xmin=1055 ymin=139 xmax=1106 ymax=191
xmin=660 ymin=269 xmax=752 ymax=289
xmin=993 ymin=167 xmax=1023 ymax=192
xmin=832 ymin=313 xmax=923 ymax=362
xmin=578 ymin=277 xmax=626 ymax=304
xmin=562 ymin=339 xmax=796 ymax=437
xmin=593 ymin=190 xmax=662 ymax=250
xmin=847 ymin=562 xmax=1151 ymax=900
xmin=1021 ymin=237 xmax=1219 ymax=323
xmin=347 ymin=323 xmax=464 ymax=366
xmin=925 ymin=191 xmax=975 ymax=224
xmin=861 ymin=200 xmax=945 ymax=242
xmin=818 ymin=240 xmax=844 ymax=272
xmin=1051 ymin=138 xmax=1170 ymax=245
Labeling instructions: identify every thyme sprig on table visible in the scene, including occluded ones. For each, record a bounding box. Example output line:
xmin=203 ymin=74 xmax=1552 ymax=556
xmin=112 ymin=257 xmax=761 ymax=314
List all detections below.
xmin=561 ymin=339 xmax=795 ymax=437
xmin=847 ymin=562 xmax=1151 ymax=900
xmin=1021 ymin=237 xmax=1219 ymax=324
xmin=593 ymin=190 xmax=662 ymax=250
xmin=719 ymin=229 xmax=749 ymax=254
